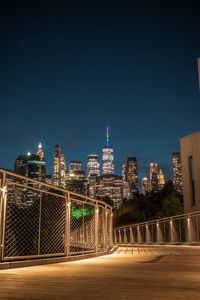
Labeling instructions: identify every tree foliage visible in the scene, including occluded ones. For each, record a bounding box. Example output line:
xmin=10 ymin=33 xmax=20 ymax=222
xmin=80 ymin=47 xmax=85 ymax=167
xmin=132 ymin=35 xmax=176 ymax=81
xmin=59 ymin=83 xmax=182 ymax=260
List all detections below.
xmin=113 ymin=180 xmax=183 ymax=227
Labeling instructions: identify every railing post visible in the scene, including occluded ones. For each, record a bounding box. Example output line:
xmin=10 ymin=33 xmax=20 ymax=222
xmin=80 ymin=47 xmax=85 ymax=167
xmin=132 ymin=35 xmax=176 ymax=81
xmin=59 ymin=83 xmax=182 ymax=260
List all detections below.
xmin=0 ymin=171 xmax=7 ymax=261
xmin=196 ymin=216 xmax=199 ymax=242
xmin=38 ymin=192 xmax=42 ymax=255
xmin=137 ymin=225 xmax=142 ymax=243
xmin=119 ymin=230 xmax=122 ymax=243
xmin=130 ymin=227 xmax=134 ymax=243
xmin=95 ymin=202 xmax=98 ymax=252
xmin=124 ymin=228 xmax=127 ymax=243
xmin=187 ymin=215 xmax=192 ymax=243
xmin=156 ymin=221 xmax=163 ymax=243
xmin=105 ymin=206 xmax=108 ymax=250
xmin=65 ymin=192 xmax=71 ymax=256
xmin=145 ymin=224 xmax=151 ymax=243
xmin=170 ymin=218 xmax=174 ymax=243
xmin=114 ymin=230 xmax=117 ymax=243
xmin=110 ymin=211 xmax=113 ymax=247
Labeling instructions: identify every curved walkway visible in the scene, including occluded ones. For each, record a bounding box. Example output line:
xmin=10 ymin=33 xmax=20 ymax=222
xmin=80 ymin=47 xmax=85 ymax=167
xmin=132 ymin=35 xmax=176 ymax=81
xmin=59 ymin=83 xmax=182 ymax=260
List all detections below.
xmin=1 ymin=245 xmax=200 ymax=299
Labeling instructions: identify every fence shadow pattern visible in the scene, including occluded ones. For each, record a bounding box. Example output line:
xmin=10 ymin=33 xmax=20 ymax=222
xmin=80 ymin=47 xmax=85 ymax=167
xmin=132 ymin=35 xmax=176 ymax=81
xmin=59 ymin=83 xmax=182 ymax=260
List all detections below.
xmin=0 ymin=169 xmax=113 ymax=261
xmin=114 ymin=213 xmax=200 ymax=244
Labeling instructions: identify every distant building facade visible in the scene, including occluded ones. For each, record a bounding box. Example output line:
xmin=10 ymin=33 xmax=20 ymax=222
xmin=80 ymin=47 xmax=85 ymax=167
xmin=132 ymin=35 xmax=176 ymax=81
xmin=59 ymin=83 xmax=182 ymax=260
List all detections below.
xmin=45 ymin=174 xmax=52 ymax=185
xmin=150 ymin=162 xmax=158 ymax=191
xmin=96 ymin=175 xmax=123 ymax=207
xmin=102 ymin=126 xmax=114 ymax=175
xmin=87 ymin=154 xmax=100 ymax=177
xmin=65 ymin=161 xmax=87 ymax=195
xmin=69 ymin=161 xmax=82 ymax=172
xmin=14 ymin=144 xmax=46 ymax=207
xmin=158 ymin=169 xmax=165 ymax=190
xmin=88 ymin=174 xmax=98 ymax=198
xmin=142 ymin=177 xmax=149 ymax=195
xmin=122 ymin=157 xmax=138 ymax=194
xmin=123 ymin=181 xmax=131 ymax=199
xmin=14 ymin=143 xmax=46 ymax=182
xmin=36 ymin=142 xmax=44 ymax=161
xmin=172 ymin=152 xmax=183 ymax=194
xmin=54 ymin=145 xmax=66 ymax=188
xmin=87 ymin=154 xmax=100 ymax=198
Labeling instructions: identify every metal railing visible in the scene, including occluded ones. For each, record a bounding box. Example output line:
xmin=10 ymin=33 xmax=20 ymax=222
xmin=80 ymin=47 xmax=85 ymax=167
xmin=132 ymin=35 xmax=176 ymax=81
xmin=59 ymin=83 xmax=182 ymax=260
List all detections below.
xmin=114 ymin=211 xmax=200 ymax=244
xmin=0 ymin=169 xmax=113 ymax=261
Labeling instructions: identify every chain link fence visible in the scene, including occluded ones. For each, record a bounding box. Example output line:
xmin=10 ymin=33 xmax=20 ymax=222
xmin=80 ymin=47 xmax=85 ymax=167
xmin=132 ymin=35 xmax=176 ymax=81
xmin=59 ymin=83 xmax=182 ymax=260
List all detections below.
xmin=0 ymin=169 xmax=113 ymax=261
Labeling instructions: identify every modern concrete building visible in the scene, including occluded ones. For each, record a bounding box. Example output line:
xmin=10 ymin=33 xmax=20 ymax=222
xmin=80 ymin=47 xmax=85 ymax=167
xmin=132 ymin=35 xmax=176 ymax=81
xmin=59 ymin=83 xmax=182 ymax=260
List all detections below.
xmin=180 ymin=131 xmax=200 ymax=213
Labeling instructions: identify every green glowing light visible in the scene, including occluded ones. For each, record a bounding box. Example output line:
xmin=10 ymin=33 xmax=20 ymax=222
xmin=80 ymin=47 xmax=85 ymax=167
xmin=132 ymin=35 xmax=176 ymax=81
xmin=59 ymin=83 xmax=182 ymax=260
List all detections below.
xmin=72 ymin=207 xmax=94 ymax=219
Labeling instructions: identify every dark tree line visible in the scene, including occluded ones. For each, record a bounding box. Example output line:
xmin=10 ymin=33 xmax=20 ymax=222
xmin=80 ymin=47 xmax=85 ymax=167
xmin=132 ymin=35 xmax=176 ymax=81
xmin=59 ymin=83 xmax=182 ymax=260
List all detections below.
xmin=113 ymin=180 xmax=183 ymax=227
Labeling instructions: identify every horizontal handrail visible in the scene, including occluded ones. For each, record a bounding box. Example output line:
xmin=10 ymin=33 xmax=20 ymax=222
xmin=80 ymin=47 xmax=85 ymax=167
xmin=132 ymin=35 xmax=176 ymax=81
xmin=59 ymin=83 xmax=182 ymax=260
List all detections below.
xmin=0 ymin=168 xmax=112 ymax=210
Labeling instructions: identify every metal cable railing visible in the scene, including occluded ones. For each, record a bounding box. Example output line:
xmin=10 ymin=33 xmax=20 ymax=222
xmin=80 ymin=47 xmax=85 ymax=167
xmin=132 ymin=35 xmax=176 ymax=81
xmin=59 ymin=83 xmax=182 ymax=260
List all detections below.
xmin=0 ymin=169 xmax=113 ymax=261
xmin=114 ymin=211 xmax=200 ymax=244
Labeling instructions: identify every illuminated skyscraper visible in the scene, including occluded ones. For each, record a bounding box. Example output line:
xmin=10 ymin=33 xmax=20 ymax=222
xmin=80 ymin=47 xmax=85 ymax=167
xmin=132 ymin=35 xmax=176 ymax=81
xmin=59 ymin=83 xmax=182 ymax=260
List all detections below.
xmin=122 ymin=163 xmax=126 ymax=182
xmin=66 ymin=162 xmax=87 ymax=196
xmin=14 ymin=145 xmax=46 ymax=182
xmin=88 ymin=174 xmax=98 ymax=198
xmin=54 ymin=145 xmax=66 ymax=188
xmin=102 ymin=126 xmax=114 ymax=175
xmin=14 ymin=148 xmax=46 ymax=207
xmin=87 ymin=154 xmax=100 ymax=177
xmin=96 ymin=174 xmax=123 ymax=207
xmin=36 ymin=142 xmax=44 ymax=161
xmin=142 ymin=177 xmax=149 ymax=195
xmin=172 ymin=152 xmax=183 ymax=194
xmin=150 ymin=162 xmax=158 ymax=191
xmin=70 ymin=161 xmax=82 ymax=171
xmin=87 ymin=154 xmax=100 ymax=198
xmin=158 ymin=169 xmax=165 ymax=190
xmin=123 ymin=157 xmax=138 ymax=194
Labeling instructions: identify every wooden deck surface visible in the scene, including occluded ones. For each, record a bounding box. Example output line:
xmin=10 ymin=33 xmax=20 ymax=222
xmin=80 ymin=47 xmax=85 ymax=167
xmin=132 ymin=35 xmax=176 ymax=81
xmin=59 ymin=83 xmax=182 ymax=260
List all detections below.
xmin=1 ymin=245 xmax=200 ymax=299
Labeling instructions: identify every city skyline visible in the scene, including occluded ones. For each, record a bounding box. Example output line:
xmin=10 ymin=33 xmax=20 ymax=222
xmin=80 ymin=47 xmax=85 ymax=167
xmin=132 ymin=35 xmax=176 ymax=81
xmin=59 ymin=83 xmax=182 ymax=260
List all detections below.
xmin=12 ymin=126 xmax=174 ymax=193
xmin=1 ymin=2 xmax=200 ymax=298
xmin=1 ymin=2 xmax=200 ymax=190
xmin=8 ymin=130 xmax=175 ymax=180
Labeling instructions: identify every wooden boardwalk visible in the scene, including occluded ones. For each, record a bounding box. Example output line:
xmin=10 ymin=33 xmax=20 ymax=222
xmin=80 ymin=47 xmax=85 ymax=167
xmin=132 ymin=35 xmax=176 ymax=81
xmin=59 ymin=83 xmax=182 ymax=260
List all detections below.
xmin=1 ymin=245 xmax=200 ymax=299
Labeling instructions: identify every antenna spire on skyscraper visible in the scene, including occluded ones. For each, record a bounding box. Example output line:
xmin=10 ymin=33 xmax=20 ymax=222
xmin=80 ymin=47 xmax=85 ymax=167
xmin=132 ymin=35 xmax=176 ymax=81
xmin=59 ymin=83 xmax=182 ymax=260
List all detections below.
xmin=102 ymin=125 xmax=114 ymax=175
xmin=106 ymin=125 xmax=109 ymax=147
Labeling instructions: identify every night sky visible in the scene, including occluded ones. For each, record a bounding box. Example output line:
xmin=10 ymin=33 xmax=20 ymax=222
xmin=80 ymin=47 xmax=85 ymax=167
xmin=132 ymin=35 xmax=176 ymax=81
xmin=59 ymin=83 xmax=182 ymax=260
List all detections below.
xmin=1 ymin=1 xmax=200 ymax=187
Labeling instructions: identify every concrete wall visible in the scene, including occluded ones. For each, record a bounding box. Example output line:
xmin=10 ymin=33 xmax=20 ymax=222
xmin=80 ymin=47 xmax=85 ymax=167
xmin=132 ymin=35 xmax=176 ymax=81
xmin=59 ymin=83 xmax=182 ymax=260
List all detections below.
xmin=180 ymin=131 xmax=200 ymax=213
